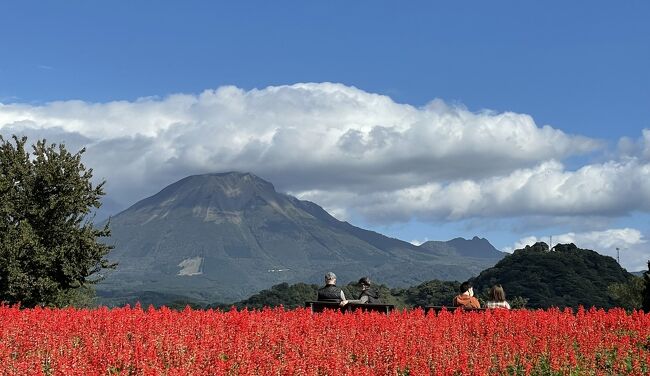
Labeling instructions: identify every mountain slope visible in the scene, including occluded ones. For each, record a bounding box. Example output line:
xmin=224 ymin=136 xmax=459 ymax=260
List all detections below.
xmin=98 ymin=172 xmax=502 ymax=304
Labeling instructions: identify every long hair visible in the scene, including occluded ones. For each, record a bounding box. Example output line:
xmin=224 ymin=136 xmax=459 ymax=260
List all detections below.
xmin=489 ymin=284 xmax=506 ymax=302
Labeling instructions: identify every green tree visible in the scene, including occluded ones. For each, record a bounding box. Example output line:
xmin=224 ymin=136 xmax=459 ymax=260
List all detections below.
xmin=607 ymin=277 xmax=644 ymax=311
xmin=0 ymin=135 xmax=114 ymax=307
xmin=231 ymin=282 xmax=320 ymax=310
xmin=393 ymin=279 xmax=460 ymax=307
xmin=509 ymin=296 xmax=529 ymax=309
xmin=643 ymin=260 xmax=650 ymax=313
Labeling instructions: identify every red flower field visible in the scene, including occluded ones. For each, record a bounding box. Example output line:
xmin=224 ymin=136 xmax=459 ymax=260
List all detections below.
xmin=0 ymin=305 xmax=648 ymax=375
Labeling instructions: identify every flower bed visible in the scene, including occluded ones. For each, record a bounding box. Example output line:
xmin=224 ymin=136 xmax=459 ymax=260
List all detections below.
xmin=0 ymin=305 xmax=648 ymax=375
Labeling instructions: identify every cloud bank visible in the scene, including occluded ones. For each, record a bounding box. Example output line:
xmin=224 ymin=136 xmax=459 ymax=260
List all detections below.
xmin=0 ymin=83 xmax=603 ymax=210
xmin=303 ymin=159 xmax=650 ymax=223
xmin=2 ymin=83 xmax=650 ymax=269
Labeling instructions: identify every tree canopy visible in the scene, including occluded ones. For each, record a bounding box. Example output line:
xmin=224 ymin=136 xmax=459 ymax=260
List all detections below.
xmin=607 ymin=276 xmax=644 ymax=311
xmin=0 ymin=135 xmax=114 ymax=307
xmin=226 ymin=282 xmax=320 ymax=310
xmin=472 ymin=242 xmax=633 ymax=309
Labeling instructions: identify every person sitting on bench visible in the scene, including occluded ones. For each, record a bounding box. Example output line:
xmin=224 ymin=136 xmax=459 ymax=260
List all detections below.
xmin=452 ymin=281 xmax=481 ymax=309
xmin=342 ymin=277 xmax=380 ymax=305
xmin=486 ymin=284 xmax=511 ymax=309
xmin=317 ymin=272 xmax=347 ymax=306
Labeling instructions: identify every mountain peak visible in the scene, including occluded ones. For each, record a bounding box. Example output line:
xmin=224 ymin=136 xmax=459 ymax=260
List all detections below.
xmin=185 ymin=171 xmax=276 ymax=192
xmin=123 ymin=171 xmax=279 ymax=214
xmin=420 ymin=236 xmax=504 ymax=259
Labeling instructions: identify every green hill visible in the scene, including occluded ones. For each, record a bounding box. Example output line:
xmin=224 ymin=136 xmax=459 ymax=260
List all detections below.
xmin=472 ymin=242 xmax=634 ymax=309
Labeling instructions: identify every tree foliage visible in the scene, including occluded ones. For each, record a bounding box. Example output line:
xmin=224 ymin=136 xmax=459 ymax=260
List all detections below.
xmin=392 ymin=279 xmax=460 ymax=307
xmin=220 ymin=282 xmax=319 ymax=310
xmin=0 ymin=135 xmax=114 ymax=307
xmin=472 ymin=242 xmax=634 ymax=309
xmin=642 ymin=260 xmax=650 ymax=313
xmin=607 ymin=276 xmax=643 ymax=311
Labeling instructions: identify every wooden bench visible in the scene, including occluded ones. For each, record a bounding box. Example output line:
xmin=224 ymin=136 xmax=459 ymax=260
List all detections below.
xmin=305 ymin=301 xmax=394 ymax=314
xmin=421 ymin=306 xmax=488 ymax=314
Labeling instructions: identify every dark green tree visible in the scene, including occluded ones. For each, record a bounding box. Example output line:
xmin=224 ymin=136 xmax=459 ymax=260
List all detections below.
xmin=643 ymin=260 xmax=650 ymax=313
xmin=229 ymin=282 xmax=320 ymax=310
xmin=0 ymin=135 xmax=114 ymax=307
xmin=607 ymin=277 xmax=644 ymax=311
xmin=393 ymin=279 xmax=460 ymax=307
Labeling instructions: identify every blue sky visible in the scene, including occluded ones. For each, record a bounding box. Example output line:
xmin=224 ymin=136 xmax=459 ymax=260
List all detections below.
xmin=1 ymin=1 xmax=649 ymax=270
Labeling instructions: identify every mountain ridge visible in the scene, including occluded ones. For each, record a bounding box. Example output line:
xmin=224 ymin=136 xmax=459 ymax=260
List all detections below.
xmin=419 ymin=236 xmax=505 ymax=259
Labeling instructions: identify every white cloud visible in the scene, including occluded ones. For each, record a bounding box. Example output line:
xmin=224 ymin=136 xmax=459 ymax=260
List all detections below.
xmin=502 ymin=228 xmax=648 ymax=272
xmin=326 ymin=158 xmax=650 ymax=222
xmin=642 ymin=129 xmax=650 ymax=160
xmin=616 ymin=129 xmax=650 ymax=161
xmin=3 ymin=82 xmax=648 ymax=230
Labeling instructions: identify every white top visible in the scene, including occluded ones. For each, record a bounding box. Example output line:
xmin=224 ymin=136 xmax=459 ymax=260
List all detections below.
xmin=486 ymin=301 xmax=511 ymax=309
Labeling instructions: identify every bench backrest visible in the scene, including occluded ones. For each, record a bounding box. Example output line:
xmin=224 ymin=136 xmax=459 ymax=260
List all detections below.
xmin=305 ymin=301 xmax=394 ymax=314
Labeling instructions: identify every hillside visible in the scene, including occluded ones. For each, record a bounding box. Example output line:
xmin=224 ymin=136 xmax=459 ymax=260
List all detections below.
xmin=472 ymin=242 xmax=634 ymax=309
xmin=97 ymin=172 xmax=502 ymax=305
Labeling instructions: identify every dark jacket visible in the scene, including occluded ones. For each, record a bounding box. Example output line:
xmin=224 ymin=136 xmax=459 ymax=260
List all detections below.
xmin=345 ymin=288 xmax=381 ymax=304
xmin=318 ymin=284 xmax=343 ymax=301
xmin=360 ymin=288 xmax=380 ymax=304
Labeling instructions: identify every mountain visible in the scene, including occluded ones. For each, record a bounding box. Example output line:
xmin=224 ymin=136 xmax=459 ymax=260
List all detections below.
xmin=419 ymin=236 xmax=505 ymax=259
xmin=97 ymin=172 xmax=502 ymax=304
xmin=472 ymin=242 xmax=634 ymax=309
